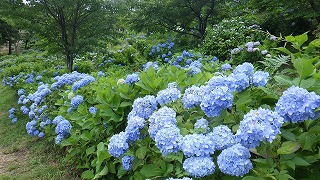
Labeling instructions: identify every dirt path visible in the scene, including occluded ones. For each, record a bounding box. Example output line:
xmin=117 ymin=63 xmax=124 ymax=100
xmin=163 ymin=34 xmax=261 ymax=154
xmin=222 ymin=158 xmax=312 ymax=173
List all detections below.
xmin=0 ymin=146 xmax=28 ymax=175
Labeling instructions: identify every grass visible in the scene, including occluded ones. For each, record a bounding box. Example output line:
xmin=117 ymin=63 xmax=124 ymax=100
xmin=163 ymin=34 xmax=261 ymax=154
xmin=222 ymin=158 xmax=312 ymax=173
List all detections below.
xmin=0 ymin=84 xmax=80 ymax=180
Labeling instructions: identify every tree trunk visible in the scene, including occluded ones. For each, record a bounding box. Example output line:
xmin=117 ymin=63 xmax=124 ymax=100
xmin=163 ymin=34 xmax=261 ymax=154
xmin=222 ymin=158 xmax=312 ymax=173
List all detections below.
xmin=8 ymin=39 xmax=12 ymax=55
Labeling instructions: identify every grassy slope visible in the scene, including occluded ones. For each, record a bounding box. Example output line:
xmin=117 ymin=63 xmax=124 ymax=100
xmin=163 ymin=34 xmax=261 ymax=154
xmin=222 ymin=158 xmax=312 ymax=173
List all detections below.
xmin=0 ymin=84 xmax=79 ymax=180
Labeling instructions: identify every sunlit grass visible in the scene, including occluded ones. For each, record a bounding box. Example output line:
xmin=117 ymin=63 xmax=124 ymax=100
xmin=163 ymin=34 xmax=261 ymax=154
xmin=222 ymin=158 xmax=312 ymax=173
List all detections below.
xmin=0 ymin=84 xmax=79 ymax=180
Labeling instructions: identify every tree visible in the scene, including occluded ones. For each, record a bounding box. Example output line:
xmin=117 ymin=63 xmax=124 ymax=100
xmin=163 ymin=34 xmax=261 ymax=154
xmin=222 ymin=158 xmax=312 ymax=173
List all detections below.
xmin=27 ymin=0 xmax=112 ymax=72
xmin=128 ymin=0 xmax=218 ymax=42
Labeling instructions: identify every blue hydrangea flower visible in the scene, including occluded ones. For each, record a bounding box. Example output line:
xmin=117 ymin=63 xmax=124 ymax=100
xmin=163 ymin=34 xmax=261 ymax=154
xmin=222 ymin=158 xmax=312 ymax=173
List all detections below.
xmin=221 ymin=64 xmax=231 ymax=71
xmin=208 ymin=125 xmax=236 ymax=150
xmin=228 ymin=73 xmax=250 ymax=92
xmin=252 ymin=71 xmax=269 ymax=87
xmin=194 ymin=118 xmax=210 ymax=133
xmin=89 ymin=106 xmax=97 ymax=114
xmin=207 ymin=75 xmax=235 ymax=92
xmin=11 ymin=118 xmax=18 ymax=123
xmin=125 ymin=116 xmax=145 ymax=142
xmin=55 ymin=134 xmax=63 ymax=144
xmin=275 ymin=86 xmax=320 ymax=123
xmin=217 ymin=143 xmax=253 ymax=177
xmin=200 ymin=86 xmax=233 ymax=117
xmin=27 ymin=84 xmax=51 ymax=105
xmin=131 ymin=95 xmax=157 ymax=119
xmin=156 ymin=83 xmax=181 ymax=105
xmin=37 ymin=105 xmax=47 ymax=114
xmin=17 ymin=89 xmax=25 ymax=96
xmin=97 ymin=71 xmax=105 ymax=76
xmin=167 ymin=178 xmax=193 ymax=180
xmin=143 ymin=62 xmax=159 ymax=72
xmin=148 ymin=106 xmax=177 ymax=140
xmin=108 ymin=132 xmax=129 ymax=158
xmin=124 ymin=73 xmax=140 ymax=85
xmin=233 ymin=62 xmax=254 ymax=76
xmin=183 ymin=156 xmax=215 ymax=177
xmin=72 ymin=76 xmax=95 ymax=92
xmin=70 ymin=95 xmax=84 ymax=110
xmin=235 ymin=108 xmax=284 ymax=148
xmin=52 ymin=115 xmax=65 ymax=125
xmin=55 ymin=119 xmax=72 ymax=138
xmin=154 ymin=126 xmax=182 ymax=156
xmin=9 ymin=108 xmax=15 ymax=114
xmin=181 ymin=134 xmax=215 ymax=157
xmin=122 ymin=156 xmax=134 ymax=171
xmin=182 ymin=85 xmax=204 ymax=109
xmin=38 ymin=132 xmax=45 ymax=138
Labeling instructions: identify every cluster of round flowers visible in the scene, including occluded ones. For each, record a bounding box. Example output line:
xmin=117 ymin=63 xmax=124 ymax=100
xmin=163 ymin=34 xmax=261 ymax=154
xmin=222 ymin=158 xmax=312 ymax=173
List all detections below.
xmin=143 ymin=62 xmax=159 ymax=72
xmin=52 ymin=115 xmax=72 ymax=144
xmin=275 ymin=86 xmax=320 ymax=123
xmin=148 ymin=41 xmax=175 ymax=59
xmin=8 ymin=108 xmax=17 ymax=123
xmin=124 ymin=72 xmax=140 ymax=85
xmin=68 ymin=95 xmax=84 ymax=112
xmin=156 ymin=82 xmax=181 ymax=106
xmin=51 ymin=72 xmax=95 ymax=90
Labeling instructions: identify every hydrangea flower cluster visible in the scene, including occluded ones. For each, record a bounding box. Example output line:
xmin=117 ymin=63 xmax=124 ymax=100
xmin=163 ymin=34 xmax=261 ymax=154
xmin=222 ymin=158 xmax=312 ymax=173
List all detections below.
xmin=148 ymin=106 xmax=177 ymax=140
xmin=26 ymin=120 xmax=41 ymax=136
xmin=156 ymin=82 xmax=181 ymax=105
xmin=69 ymin=95 xmax=84 ymax=112
xmin=122 ymin=156 xmax=134 ymax=171
xmin=181 ymin=134 xmax=215 ymax=157
xmin=167 ymin=178 xmax=192 ymax=180
xmin=17 ymin=89 xmax=25 ymax=96
xmin=54 ymin=116 xmax=72 ymax=144
xmin=27 ymin=84 xmax=51 ymax=105
xmin=252 ymin=71 xmax=269 ymax=87
xmin=125 ymin=115 xmax=145 ymax=142
xmin=148 ymin=41 xmax=174 ymax=60
xmin=217 ymin=144 xmax=253 ymax=177
xmin=200 ymin=86 xmax=233 ymax=117
xmin=143 ymin=62 xmax=159 ymax=72
xmin=275 ymin=86 xmax=320 ymax=123
xmin=8 ymin=108 xmax=17 ymax=123
xmin=89 ymin=106 xmax=97 ymax=114
xmin=221 ymin=63 xmax=231 ymax=71
xmin=72 ymin=75 xmax=95 ymax=92
xmin=107 ymin=132 xmax=129 ymax=158
xmin=236 ymin=108 xmax=284 ymax=148
xmin=208 ymin=125 xmax=237 ymax=150
xmin=154 ymin=125 xmax=183 ymax=156
xmin=194 ymin=118 xmax=209 ymax=132
xmin=124 ymin=72 xmax=140 ymax=85
xmin=97 ymin=71 xmax=105 ymax=76
xmin=182 ymin=85 xmax=204 ymax=109
xmin=51 ymin=72 xmax=93 ymax=90
xmin=183 ymin=156 xmax=215 ymax=177
xmin=131 ymin=95 xmax=157 ymax=119
xmin=2 ymin=73 xmax=24 ymax=87
xmin=20 ymin=106 xmax=29 ymax=115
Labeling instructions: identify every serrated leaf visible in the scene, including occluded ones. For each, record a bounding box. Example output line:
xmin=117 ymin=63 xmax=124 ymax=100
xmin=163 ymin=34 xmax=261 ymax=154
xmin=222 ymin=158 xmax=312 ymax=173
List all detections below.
xmin=94 ymin=166 xmax=108 ymax=179
xmin=86 ymin=146 xmax=96 ymax=155
xmin=119 ymin=101 xmax=132 ymax=107
xmin=136 ymin=146 xmax=147 ymax=159
xmin=281 ymin=129 xmax=296 ymax=141
xmin=274 ymin=47 xmax=291 ymax=55
xmin=286 ymin=160 xmax=295 ymax=170
xmin=140 ymin=164 xmax=164 ymax=178
xmin=274 ymin=75 xmax=293 ymax=86
xmin=292 ymin=57 xmax=314 ymax=79
xmin=81 ymin=170 xmax=94 ymax=179
xmin=277 ymin=141 xmax=300 ymax=155
xmin=292 ymin=157 xmax=310 ymax=166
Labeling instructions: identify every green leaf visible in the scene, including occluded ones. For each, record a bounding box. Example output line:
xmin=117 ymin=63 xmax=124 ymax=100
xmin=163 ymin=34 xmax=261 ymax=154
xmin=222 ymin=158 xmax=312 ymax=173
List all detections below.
xmin=281 ymin=129 xmax=296 ymax=141
xmin=86 ymin=146 xmax=96 ymax=156
xmin=274 ymin=47 xmax=291 ymax=55
xmin=294 ymin=33 xmax=308 ymax=49
xmin=292 ymin=56 xmax=314 ymax=79
xmin=277 ymin=141 xmax=300 ymax=155
xmin=274 ymin=75 xmax=293 ymax=86
xmin=136 ymin=146 xmax=147 ymax=159
xmin=94 ymin=166 xmax=108 ymax=179
xmin=119 ymin=101 xmax=132 ymax=107
xmin=292 ymin=157 xmax=310 ymax=166
xmin=140 ymin=164 xmax=164 ymax=178
xmin=286 ymin=160 xmax=295 ymax=170
xmin=81 ymin=170 xmax=94 ymax=179
xmin=285 ymin=35 xmax=295 ymax=43
xmin=298 ymin=132 xmax=317 ymax=151
xmin=310 ymin=39 xmax=320 ymax=47
xmin=242 ymin=176 xmax=263 ymax=180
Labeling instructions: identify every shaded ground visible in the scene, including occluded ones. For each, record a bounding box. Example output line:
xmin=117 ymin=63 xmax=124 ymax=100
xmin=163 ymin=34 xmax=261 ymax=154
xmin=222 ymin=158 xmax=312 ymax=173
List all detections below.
xmin=0 ymin=146 xmax=28 ymax=175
